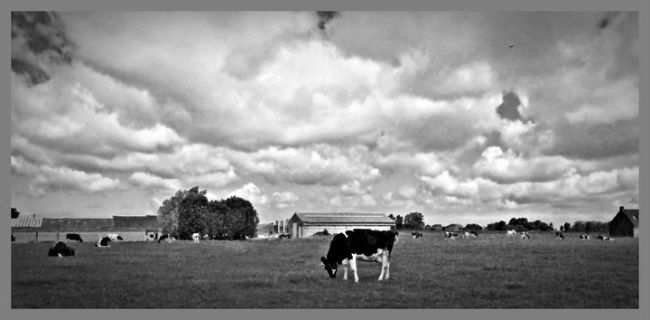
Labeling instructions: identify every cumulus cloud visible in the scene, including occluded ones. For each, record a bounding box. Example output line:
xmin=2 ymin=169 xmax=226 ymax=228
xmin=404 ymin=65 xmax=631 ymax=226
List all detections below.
xmin=12 ymin=155 xmax=121 ymax=196
xmin=227 ymin=183 xmax=269 ymax=207
xmin=271 ymin=191 xmax=300 ymax=209
xmin=473 ymin=146 xmax=572 ymax=183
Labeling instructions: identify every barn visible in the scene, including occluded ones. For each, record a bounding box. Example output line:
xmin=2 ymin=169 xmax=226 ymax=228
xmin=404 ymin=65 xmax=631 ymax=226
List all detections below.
xmin=287 ymin=212 xmax=395 ymax=239
xmin=609 ymin=206 xmax=639 ymax=237
xmin=10 ymin=215 xmax=161 ymax=243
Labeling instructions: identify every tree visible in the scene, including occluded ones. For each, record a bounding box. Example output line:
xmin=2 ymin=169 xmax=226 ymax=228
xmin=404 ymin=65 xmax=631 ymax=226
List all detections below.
xmin=177 ymin=187 xmax=209 ymax=239
xmin=157 ymin=189 xmax=190 ymax=236
xmin=403 ymin=212 xmax=425 ymax=230
xmin=395 ymin=215 xmax=403 ymax=229
xmin=11 ymin=208 xmax=20 ymax=219
xmin=388 ymin=214 xmax=395 ymax=220
xmin=486 ymin=220 xmax=507 ymax=231
xmin=220 ymin=196 xmax=259 ymax=240
xmin=464 ymin=223 xmax=483 ymax=232
xmin=563 ymin=222 xmax=571 ymax=232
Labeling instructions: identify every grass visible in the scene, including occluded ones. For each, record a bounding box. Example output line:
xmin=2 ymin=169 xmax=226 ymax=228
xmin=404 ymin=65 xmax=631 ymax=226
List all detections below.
xmin=11 ymin=232 xmax=638 ymax=308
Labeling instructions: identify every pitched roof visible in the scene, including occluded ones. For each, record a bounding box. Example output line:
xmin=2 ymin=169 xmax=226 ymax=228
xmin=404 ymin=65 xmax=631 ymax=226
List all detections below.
xmin=10 ymin=217 xmax=43 ymax=228
xmin=38 ymin=218 xmax=114 ymax=232
xmin=291 ymin=212 xmax=394 ymax=225
xmin=112 ymin=215 xmax=160 ymax=230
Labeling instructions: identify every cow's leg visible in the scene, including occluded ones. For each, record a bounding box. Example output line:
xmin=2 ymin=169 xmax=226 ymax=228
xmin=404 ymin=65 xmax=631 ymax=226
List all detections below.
xmin=342 ymin=258 xmax=349 ymax=280
xmin=350 ymin=254 xmax=359 ymax=283
xmin=378 ymin=253 xmax=388 ymax=281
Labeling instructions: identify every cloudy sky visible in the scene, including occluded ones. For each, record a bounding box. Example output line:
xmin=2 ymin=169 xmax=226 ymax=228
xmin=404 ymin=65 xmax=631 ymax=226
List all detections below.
xmin=11 ymin=11 xmax=638 ymax=227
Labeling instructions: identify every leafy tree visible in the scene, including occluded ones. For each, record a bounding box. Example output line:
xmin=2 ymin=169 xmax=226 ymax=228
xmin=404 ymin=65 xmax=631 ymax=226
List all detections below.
xmin=11 ymin=208 xmax=20 ymax=219
xmin=177 ymin=187 xmax=209 ymax=239
xmin=220 ymin=196 xmax=259 ymax=240
xmin=157 ymin=189 xmax=190 ymax=236
xmin=464 ymin=223 xmax=483 ymax=232
xmin=563 ymin=222 xmax=571 ymax=232
xmin=404 ymin=212 xmax=425 ymax=230
xmin=388 ymin=214 xmax=395 ymax=220
xmin=486 ymin=220 xmax=507 ymax=231
xmin=572 ymin=221 xmax=586 ymax=232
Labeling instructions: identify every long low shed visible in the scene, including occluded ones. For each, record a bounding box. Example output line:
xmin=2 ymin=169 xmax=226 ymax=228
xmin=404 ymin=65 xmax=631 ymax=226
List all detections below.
xmin=288 ymin=212 xmax=395 ymax=239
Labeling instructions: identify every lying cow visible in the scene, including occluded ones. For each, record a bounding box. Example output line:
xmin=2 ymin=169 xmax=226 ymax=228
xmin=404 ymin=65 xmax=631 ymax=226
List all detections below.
xmin=48 ymin=241 xmax=75 ymax=257
xmin=95 ymin=236 xmax=111 ymax=247
xmin=66 ymin=233 xmax=83 ymax=242
xmin=555 ymin=232 xmax=564 ymax=240
xmin=321 ymin=229 xmax=399 ymax=282
xmin=412 ymin=231 xmax=423 ymax=239
xmin=597 ymin=235 xmax=614 ymax=241
xmin=579 ymin=234 xmax=591 ymax=240
xmin=157 ymin=234 xmax=177 ymax=243
xmin=192 ymin=233 xmax=200 ymax=243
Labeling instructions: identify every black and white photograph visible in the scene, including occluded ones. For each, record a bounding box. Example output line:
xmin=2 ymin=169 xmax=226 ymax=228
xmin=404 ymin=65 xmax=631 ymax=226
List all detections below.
xmin=10 ymin=11 xmax=639 ymax=309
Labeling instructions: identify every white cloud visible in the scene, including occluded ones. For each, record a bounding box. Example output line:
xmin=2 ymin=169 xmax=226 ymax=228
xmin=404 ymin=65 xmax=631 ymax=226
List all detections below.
xmin=473 ymin=146 xmax=572 ymax=183
xmin=128 ymin=172 xmax=180 ymax=191
xmin=227 ymin=183 xmax=269 ymax=206
xmin=271 ymin=191 xmax=300 ymax=209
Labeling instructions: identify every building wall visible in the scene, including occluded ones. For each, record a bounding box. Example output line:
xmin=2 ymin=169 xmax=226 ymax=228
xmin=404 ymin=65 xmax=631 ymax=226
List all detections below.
xmin=11 ymin=231 xmax=157 ymax=243
xmin=300 ymin=225 xmax=392 ymax=238
xmin=609 ymin=213 xmax=634 ymax=237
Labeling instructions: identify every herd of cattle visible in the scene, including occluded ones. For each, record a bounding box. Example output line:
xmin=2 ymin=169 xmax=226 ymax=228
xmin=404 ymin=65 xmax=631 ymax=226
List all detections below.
xmin=42 ymin=228 xmax=618 ymax=282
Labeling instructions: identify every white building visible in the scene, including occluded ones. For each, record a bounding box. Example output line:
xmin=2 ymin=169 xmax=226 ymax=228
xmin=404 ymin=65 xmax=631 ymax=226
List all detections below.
xmin=287 ymin=212 xmax=395 ymax=239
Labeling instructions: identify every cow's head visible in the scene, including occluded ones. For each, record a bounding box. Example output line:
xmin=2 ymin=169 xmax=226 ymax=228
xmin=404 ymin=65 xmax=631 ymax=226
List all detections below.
xmin=320 ymin=257 xmax=337 ymax=278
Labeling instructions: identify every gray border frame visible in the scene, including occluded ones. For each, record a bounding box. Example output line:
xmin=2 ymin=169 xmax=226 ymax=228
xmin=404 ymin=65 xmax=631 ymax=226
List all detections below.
xmin=2 ymin=1 xmax=647 ymax=320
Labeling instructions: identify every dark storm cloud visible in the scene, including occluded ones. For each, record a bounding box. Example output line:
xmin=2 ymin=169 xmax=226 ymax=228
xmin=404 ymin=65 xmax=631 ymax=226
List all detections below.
xmin=316 ymin=11 xmax=340 ymax=31
xmin=547 ymin=119 xmax=638 ymax=160
xmin=11 ymin=11 xmax=73 ymax=86
xmin=496 ymin=91 xmax=525 ymax=121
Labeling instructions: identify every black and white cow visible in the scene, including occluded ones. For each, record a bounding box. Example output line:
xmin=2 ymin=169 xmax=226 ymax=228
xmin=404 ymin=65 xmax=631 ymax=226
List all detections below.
xmin=106 ymin=233 xmax=123 ymax=241
xmin=321 ymin=229 xmax=399 ymax=283
xmin=157 ymin=234 xmax=177 ymax=243
xmin=555 ymin=231 xmax=564 ymax=240
xmin=95 ymin=236 xmax=111 ymax=247
xmin=444 ymin=231 xmax=458 ymax=240
xmin=520 ymin=231 xmax=530 ymax=239
xmin=579 ymin=234 xmax=591 ymax=240
xmin=48 ymin=241 xmax=75 ymax=257
xmin=470 ymin=231 xmax=479 ymax=238
xmin=412 ymin=231 xmax=423 ymax=239
xmin=66 ymin=233 xmax=83 ymax=242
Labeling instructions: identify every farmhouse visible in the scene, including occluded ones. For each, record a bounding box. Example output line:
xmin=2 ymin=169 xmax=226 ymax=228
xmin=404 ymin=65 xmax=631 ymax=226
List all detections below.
xmin=288 ymin=212 xmax=395 ymax=239
xmin=10 ymin=215 xmax=161 ymax=243
xmin=609 ymin=206 xmax=639 ymax=237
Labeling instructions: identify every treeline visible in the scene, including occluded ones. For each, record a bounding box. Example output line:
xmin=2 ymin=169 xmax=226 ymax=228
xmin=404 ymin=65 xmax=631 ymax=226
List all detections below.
xmin=559 ymin=221 xmax=609 ymax=233
xmin=157 ymin=186 xmax=259 ymax=240
xmin=485 ymin=217 xmax=554 ymax=231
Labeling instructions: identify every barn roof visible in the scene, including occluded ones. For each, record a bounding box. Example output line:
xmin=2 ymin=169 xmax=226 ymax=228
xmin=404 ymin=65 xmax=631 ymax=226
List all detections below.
xmin=112 ymin=215 xmax=159 ymax=230
xmin=37 ymin=218 xmax=114 ymax=232
xmin=10 ymin=217 xmax=43 ymax=228
xmin=290 ymin=212 xmax=394 ymax=225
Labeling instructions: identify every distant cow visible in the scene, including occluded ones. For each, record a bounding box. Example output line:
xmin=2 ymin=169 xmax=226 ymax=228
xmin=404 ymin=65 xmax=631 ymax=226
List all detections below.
xmin=470 ymin=231 xmax=479 ymax=238
xmin=48 ymin=241 xmax=75 ymax=257
xmin=444 ymin=231 xmax=458 ymax=240
xmin=555 ymin=232 xmax=564 ymax=240
xmin=598 ymin=235 xmax=614 ymax=241
xmin=412 ymin=231 xmax=423 ymax=239
xmin=11 ymin=234 xmax=16 ymax=242
xmin=579 ymin=234 xmax=591 ymax=240
xmin=106 ymin=233 xmax=123 ymax=241
xmin=95 ymin=237 xmax=111 ymax=247
xmin=192 ymin=233 xmax=200 ymax=243
xmin=278 ymin=233 xmax=292 ymax=239
xmin=521 ymin=231 xmax=530 ymax=239
xmin=506 ymin=230 xmax=517 ymax=237
xmin=66 ymin=233 xmax=83 ymax=242
xmin=321 ymin=229 xmax=399 ymax=282
xmin=157 ymin=234 xmax=177 ymax=243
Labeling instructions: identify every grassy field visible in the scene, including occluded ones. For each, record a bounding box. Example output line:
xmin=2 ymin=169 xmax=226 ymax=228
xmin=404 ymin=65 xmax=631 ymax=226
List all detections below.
xmin=11 ymin=231 xmax=638 ymax=308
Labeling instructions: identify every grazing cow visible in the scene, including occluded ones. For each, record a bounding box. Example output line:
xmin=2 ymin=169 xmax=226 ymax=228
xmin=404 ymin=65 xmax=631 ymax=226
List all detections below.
xmin=66 ymin=233 xmax=84 ymax=242
xmin=470 ymin=231 xmax=479 ymax=238
xmin=48 ymin=241 xmax=75 ymax=257
xmin=278 ymin=233 xmax=292 ymax=239
xmin=555 ymin=232 xmax=564 ymax=240
xmin=444 ymin=231 xmax=458 ymax=240
xmin=321 ymin=229 xmax=399 ymax=282
xmin=412 ymin=231 xmax=423 ymax=239
xmin=95 ymin=236 xmax=111 ymax=247
xmin=598 ymin=235 xmax=614 ymax=241
xmin=106 ymin=233 xmax=123 ymax=241
xmin=579 ymin=234 xmax=591 ymax=240
xmin=506 ymin=230 xmax=517 ymax=237
xmin=520 ymin=231 xmax=530 ymax=239
xmin=192 ymin=233 xmax=200 ymax=243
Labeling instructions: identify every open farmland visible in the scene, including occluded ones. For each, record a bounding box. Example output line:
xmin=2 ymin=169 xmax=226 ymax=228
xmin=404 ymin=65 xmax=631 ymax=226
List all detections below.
xmin=11 ymin=232 xmax=638 ymax=308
